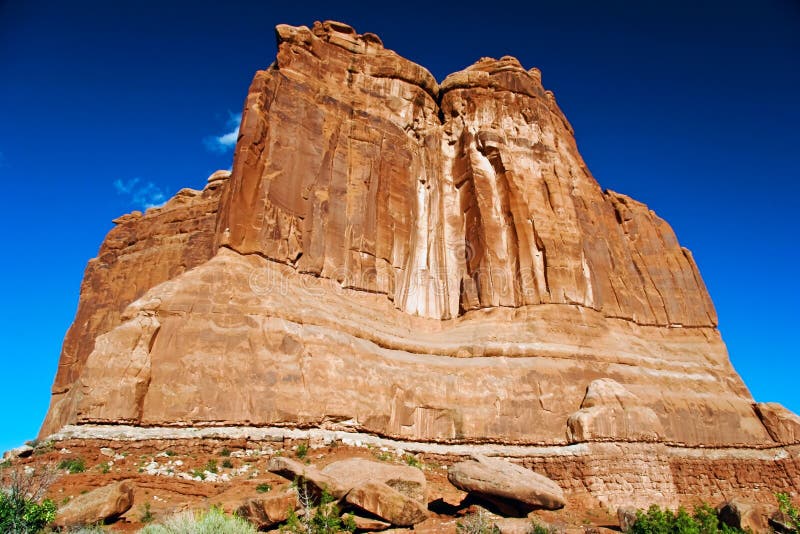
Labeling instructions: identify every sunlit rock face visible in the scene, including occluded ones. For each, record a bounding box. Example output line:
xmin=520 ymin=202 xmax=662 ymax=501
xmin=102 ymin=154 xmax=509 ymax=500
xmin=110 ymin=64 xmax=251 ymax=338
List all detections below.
xmin=41 ymin=20 xmax=798 ymax=473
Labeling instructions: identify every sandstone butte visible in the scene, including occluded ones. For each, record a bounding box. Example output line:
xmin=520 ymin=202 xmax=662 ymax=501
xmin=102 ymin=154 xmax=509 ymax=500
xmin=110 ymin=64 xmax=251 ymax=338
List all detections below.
xmin=37 ymin=20 xmax=800 ymax=511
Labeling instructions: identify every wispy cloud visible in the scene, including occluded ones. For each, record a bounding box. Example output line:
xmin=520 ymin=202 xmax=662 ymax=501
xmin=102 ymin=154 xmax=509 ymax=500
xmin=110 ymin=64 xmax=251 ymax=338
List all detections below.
xmin=204 ymin=112 xmax=242 ymax=153
xmin=113 ymin=178 xmax=167 ymax=209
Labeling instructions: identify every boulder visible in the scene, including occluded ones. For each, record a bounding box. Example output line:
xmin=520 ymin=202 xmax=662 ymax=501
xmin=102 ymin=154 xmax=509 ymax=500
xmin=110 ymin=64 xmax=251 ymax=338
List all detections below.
xmin=494 ymin=517 xmax=533 ymax=534
xmin=617 ymin=506 xmax=639 ymax=532
xmin=54 ymin=480 xmax=134 ymax=527
xmin=567 ymin=379 xmax=664 ymax=443
xmin=343 ymin=513 xmax=392 ymax=531
xmin=345 ymin=481 xmax=429 ymax=526
xmin=755 ymin=403 xmax=800 ymax=444
xmin=268 ymin=456 xmax=347 ymax=498
xmin=448 ymin=455 xmax=565 ymax=510
xmin=237 ymin=489 xmax=298 ymax=529
xmin=2 ymin=445 xmax=33 ymax=460
xmin=718 ymin=500 xmax=772 ymax=533
xmin=321 ymin=458 xmax=427 ymax=503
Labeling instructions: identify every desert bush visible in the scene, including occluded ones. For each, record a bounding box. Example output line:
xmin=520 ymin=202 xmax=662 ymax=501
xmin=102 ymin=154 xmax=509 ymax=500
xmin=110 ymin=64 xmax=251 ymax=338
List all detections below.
xmin=58 ymin=458 xmax=86 ymax=474
xmin=139 ymin=506 xmax=256 ymax=534
xmin=529 ymin=519 xmax=560 ymax=534
xmin=140 ymin=502 xmax=154 ymax=524
xmin=279 ymin=478 xmax=355 ymax=534
xmin=776 ymin=493 xmax=800 ymax=533
xmin=0 ymin=464 xmax=58 ymax=533
xmin=456 ymin=509 xmax=500 ymax=534
xmin=295 ymin=443 xmax=309 ymax=459
xmin=255 ymin=483 xmax=271 ymax=493
xmin=630 ymin=504 xmax=747 ymax=534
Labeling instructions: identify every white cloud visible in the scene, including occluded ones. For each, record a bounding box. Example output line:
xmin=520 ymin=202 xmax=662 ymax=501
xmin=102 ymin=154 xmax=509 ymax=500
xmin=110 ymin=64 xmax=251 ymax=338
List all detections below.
xmin=204 ymin=112 xmax=242 ymax=153
xmin=113 ymin=178 xmax=167 ymax=209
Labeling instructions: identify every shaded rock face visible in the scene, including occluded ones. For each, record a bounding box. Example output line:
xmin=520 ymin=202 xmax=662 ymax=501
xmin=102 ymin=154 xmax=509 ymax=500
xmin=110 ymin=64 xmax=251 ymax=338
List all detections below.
xmin=40 ymin=19 xmax=796 ymax=486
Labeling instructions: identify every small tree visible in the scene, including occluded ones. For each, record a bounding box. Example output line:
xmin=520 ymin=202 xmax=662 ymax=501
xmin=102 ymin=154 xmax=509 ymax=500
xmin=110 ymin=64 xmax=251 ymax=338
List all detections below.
xmin=0 ymin=464 xmax=58 ymax=533
xmin=280 ymin=478 xmax=355 ymax=534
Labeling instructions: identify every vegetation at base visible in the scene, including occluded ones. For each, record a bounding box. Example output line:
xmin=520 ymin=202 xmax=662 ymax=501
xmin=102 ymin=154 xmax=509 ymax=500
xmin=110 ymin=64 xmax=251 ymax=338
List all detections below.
xmin=630 ymin=503 xmax=748 ymax=534
xmin=404 ymin=454 xmax=423 ymax=469
xmin=295 ymin=443 xmax=309 ymax=459
xmin=0 ymin=464 xmax=58 ymax=534
xmin=255 ymin=483 xmax=271 ymax=493
xmin=456 ymin=509 xmax=500 ymax=534
xmin=279 ymin=478 xmax=355 ymax=534
xmin=58 ymin=457 xmax=86 ymax=474
xmin=139 ymin=506 xmax=256 ymax=534
xmin=220 ymin=448 xmax=231 ymax=457
xmin=222 ymin=458 xmax=234 ymax=469
xmin=204 ymin=459 xmax=218 ymax=474
xmin=777 ymin=493 xmax=800 ymax=533
xmin=140 ymin=502 xmax=154 ymax=524
xmin=529 ymin=519 xmax=560 ymax=534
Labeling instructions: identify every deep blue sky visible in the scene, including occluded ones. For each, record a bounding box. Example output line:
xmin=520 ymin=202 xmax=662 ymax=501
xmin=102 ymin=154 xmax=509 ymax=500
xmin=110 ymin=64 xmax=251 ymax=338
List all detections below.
xmin=1 ymin=1 xmax=798 ymax=452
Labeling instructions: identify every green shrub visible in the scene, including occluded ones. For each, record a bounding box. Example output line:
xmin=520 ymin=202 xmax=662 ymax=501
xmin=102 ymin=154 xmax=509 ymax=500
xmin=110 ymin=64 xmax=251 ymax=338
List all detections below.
xmin=777 ymin=493 xmax=800 ymax=533
xmin=0 ymin=465 xmax=58 ymax=533
xmin=139 ymin=506 xmax=256 ymax=534
xmin=140 ymin=502 xmax=154 ymax=524
xmin=630 ymin=504 xmax=747 ymax=534
xmin=204 ymin=460 xmax=218 ymax=474
xmin=222 ymin=458 xmax=234 ymax=469
xmin=404 ymin=454 xmax=423 ymax=469
xmin=220 ymin=448 xmax=231 ymax=457
xmin=58 ymin=457 xmax=86 ymax=474
xmin=255 ymin=483 xmax=271 ymax=493
xmin=191 ymin=469 xmax=206 ymax=480
xmin=295 ymin=443 xmax=309 ymax=459
xmin=279 ymin=479 xmax=355 ymax=534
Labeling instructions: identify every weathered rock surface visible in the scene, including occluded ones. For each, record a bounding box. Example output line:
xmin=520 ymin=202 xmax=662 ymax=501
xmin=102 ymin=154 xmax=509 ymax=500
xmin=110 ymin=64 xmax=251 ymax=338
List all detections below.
xmin=41 ymin=172 xmax=229 ymax=436
xmin=567 ymin=379 xmax=664 ymax=443
xmin=448 ymin=455 xmax=565 ymax=510
xmin=54 ymin=480 xmax=134 ymax=527
xmin=718 ymin=500 xmax=773 ymax=533
xmin=268 ymin=457 xmax=347 ymax=498
xmin=38 ymin=19 xmax=800 ymax=509
xmin=345 ymin=480 xmax=429 ymax=526
xmin=321 ymin=458 xmax=427 ymax=502
xmin=755 ymin=403 xmax=800 ymax=444
xmin=343 ymin=513 xmax=393 ymax=531
xmin=617 ymin=506 xmax=638 ymax=532
xmin=2 ymin=444 xmax=33 ymax=460
xmin=236 ymin=490 xmax=298 ymax=529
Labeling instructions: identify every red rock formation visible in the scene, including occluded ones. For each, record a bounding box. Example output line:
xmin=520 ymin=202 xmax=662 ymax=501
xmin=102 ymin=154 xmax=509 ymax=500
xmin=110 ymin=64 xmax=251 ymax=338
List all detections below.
xmin=41 ymin=172 xmax=229 ymax=434
xmin=39 ymin=20 xmax=800 ymax=506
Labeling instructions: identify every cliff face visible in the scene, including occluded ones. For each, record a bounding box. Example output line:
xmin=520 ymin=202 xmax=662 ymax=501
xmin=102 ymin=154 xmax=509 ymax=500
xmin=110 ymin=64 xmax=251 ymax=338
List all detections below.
xmin=218 ymin=23 xmax=716 ymax=326
xmin=41 ymin=21 xmax=799 ymax=492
